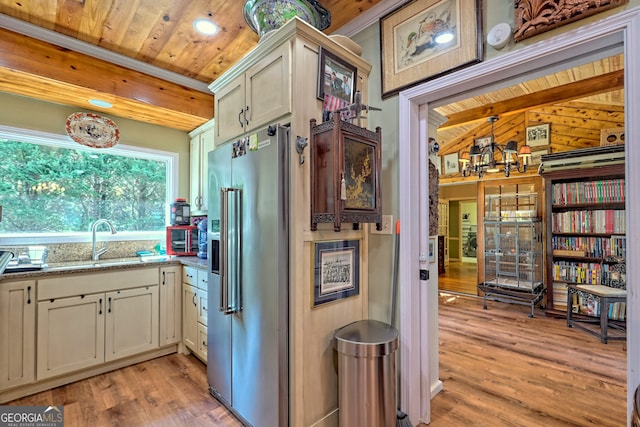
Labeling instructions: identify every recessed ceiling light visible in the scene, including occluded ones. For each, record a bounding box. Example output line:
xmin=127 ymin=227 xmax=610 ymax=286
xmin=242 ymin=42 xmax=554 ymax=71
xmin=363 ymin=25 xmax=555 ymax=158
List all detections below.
xmin=194 ymin=18 xmax=218 ymax=36
xmin=89 ymin=99 xmax=113 ymax=108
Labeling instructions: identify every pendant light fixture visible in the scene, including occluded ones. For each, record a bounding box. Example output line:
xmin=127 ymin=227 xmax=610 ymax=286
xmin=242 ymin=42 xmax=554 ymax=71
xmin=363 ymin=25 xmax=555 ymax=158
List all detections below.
xmin=458 ymin=116 xmax=532 ymax=178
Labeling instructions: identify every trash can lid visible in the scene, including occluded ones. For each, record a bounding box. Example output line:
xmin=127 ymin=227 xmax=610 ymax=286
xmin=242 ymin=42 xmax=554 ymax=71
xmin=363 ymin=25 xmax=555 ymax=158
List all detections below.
xmin=334 ymin=319 xmax=399 ymax=357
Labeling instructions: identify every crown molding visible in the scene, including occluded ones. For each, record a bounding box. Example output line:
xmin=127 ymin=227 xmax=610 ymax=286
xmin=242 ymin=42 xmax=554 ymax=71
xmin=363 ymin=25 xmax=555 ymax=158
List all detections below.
xmin=0 ymin=13 xmax=210 ymax=93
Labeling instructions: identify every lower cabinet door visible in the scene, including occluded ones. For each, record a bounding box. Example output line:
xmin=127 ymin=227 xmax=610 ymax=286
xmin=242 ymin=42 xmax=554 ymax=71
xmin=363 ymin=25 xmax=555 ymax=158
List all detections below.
xmin=105 ymin=286 xmax=159 ymax=362
xmin=0 ymin=280 xmax=36 ymax=390
xmin=160 ymin=266 xmax=182 ymax=346
xmin=182 ymin=283 xmax=198 ymax=352
xmin=37 ymin=294 xmax=105 ymax=380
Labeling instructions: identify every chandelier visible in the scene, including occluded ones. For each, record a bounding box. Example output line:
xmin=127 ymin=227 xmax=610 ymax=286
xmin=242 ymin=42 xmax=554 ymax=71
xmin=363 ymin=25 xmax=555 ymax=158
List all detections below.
xmin=458 ymin=116 xmax=532 ymax=178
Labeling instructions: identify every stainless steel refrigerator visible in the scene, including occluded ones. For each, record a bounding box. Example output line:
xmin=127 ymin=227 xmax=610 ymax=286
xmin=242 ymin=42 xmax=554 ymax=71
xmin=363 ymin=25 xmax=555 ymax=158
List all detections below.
xmin=207 ymin=123 xmax=289 ymax=427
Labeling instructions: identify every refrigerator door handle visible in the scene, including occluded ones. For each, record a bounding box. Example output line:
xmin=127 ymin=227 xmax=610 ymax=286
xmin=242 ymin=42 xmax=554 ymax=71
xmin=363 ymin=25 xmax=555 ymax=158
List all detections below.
xmin=228 ymin=187 xmax=242 ymax=313
xmin=220 ymin=187 xmax=230 ymax=313
xmin=220 ymin=187 xmax=242 ymax=315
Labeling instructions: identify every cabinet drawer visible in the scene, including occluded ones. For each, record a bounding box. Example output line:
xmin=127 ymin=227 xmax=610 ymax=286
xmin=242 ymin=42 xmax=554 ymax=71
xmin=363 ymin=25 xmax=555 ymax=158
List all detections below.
xmin=38 ymin=268 xmax=159 ymax=301
xmin=182 ymin=266 xmax=198 ymax=286
xmin=197 ymin=288 xmax=208 ymax=327
xmin=197 ymin=268 xmax=208 ymax=290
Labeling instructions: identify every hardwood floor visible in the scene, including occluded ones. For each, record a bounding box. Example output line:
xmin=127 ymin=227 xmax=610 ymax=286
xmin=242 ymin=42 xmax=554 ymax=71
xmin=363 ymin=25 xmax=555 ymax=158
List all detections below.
xmin=7 ymin=354 xmax=243 ymax=427
xmin=427 ymin=293 xmax=627 ymax=426
xmin=439 ymin=260 xmax=478 ymax=295
xmin=7 ymin=295 xmax=626 ymax=427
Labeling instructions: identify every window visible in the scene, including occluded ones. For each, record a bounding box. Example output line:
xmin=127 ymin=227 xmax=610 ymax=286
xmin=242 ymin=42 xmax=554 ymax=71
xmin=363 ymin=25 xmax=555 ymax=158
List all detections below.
xmin=0 ymin=126 xmax=176 ymax=243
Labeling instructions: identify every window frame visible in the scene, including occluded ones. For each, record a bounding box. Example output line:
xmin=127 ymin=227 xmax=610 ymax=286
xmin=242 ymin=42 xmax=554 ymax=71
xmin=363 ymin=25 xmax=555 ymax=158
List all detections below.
xmin=0 ymin=124 xmax=178 ymax=245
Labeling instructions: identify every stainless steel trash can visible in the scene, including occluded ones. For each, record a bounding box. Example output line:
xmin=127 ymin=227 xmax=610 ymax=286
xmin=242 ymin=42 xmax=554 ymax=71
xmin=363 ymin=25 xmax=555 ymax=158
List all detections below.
xmin=334 ymin=319 xmax=399 ymax=427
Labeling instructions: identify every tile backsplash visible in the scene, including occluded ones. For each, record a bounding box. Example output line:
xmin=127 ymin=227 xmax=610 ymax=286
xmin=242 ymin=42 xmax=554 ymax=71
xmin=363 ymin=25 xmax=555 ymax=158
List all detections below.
xmin=1 ymin=240 xmax=163 ymax=264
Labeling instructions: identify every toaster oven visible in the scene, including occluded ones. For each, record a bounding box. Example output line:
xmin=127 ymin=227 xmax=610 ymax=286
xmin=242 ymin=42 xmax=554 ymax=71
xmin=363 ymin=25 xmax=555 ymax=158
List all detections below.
xmin=166 ymin=225 xmax=198 ymax=256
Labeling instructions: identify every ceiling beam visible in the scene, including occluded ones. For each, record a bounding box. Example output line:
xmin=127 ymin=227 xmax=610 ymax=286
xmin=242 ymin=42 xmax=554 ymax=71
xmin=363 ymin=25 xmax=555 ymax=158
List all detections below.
xmin=0 ymin=27 xmax=214 ymax=132
xmin=0 ymin=13 xmax=210 ymax=93
xmin=438 ymin=70 xmax=624 ymax=130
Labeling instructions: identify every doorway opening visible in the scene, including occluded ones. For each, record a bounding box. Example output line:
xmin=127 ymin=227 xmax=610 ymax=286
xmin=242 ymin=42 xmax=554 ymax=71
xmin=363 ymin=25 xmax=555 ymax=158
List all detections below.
xmin=438 ymin=187 xmax=478 ymax=295
xmin=397 ymin=9 xmax=639 ymax=423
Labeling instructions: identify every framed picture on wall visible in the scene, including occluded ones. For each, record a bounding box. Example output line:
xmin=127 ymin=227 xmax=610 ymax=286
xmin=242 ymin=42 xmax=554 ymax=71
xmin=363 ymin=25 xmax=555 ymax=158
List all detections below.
xmin=312 ymin=240 xmax=360 ymax=307
xmin=526 ymin=123 xmax=550 ymax=147
xmin=316 ymin=47 xmax=357 ymax=104
xmin=380 ymin=0 xmax=482 ymax=98
xmin=443 ymin=153 xmax=459 ymax=174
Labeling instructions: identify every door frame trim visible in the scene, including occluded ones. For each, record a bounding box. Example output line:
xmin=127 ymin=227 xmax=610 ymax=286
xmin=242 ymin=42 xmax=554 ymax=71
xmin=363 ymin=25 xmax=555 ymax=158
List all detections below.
xmin=398 ymin=7 xmax=640 ymax=424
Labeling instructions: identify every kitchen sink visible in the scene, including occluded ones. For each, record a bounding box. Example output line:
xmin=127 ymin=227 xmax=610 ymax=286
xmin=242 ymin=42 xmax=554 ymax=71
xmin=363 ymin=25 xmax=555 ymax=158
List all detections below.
xmin=46 ymin=256 xmax=171 ymax=271
xmin=139 ymin=255 xmax=169 ymax=262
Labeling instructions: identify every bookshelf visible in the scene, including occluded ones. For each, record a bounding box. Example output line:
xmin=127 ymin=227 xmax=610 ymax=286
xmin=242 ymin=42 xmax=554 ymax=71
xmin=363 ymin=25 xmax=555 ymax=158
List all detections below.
xmin=542 ymin=163 xmax=626 ymax=319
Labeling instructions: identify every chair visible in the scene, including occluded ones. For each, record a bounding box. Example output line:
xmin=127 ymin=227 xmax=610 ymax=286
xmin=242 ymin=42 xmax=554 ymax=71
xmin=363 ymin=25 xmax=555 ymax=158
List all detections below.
xmin=566 ymin=258 xmax=626 ymax=344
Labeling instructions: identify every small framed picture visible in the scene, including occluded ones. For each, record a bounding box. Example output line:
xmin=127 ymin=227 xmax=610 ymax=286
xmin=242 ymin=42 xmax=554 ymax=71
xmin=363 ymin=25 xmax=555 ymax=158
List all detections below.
xmin=526 ymin=123 xmax=550 ymax=147
xmin=443 ymin=153 xmax=459 ymax=175
xmin=312 ymin=240 xmax=360 ymax=307
xmin=316 ymin=47 xmax=357 ymax=104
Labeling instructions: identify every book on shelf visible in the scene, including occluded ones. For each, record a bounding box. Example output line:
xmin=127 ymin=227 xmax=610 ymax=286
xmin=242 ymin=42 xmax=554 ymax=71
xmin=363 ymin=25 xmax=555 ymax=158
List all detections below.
xmin=553 ymin=261 xmax=602 ymax=284
xmin=572 ymin=290 xmax=626 ymax=320
xmin=552 ymin=178 xmax=625 ymax=205
xmin=551 ymin=235 xmax=627 ymax=258
xmin=552 ymin=209 xmax=626 ymax=234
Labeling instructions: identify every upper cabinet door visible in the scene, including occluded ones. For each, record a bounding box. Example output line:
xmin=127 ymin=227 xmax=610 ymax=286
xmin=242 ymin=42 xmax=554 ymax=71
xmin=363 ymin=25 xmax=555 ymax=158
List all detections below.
xmin=215 ymin=74 xmax=246 ymax=145
xmin=214 ymin=42 xmax=292 ymax=145
xmin=245 ymin=43 xmax=291 ymax=133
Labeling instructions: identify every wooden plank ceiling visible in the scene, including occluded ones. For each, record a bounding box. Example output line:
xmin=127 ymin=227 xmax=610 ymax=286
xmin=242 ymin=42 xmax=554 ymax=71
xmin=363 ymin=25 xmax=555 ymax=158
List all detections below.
xmin=0 ymin=1 xmax=625 ymax=140
xmin=0 ymin=0 xmax=384 ymax=131
xmin=434 ymin=53 xmax=625 ymax=184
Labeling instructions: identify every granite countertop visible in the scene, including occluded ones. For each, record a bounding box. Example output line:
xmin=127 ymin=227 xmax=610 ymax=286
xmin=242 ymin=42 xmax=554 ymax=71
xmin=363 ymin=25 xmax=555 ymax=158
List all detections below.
xmin=0 ymin=255 xmax=208 ymax=282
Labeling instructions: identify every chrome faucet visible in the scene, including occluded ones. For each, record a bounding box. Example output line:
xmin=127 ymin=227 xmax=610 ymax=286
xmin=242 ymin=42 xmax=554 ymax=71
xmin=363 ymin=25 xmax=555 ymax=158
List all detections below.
xmin=91 ymin=219 xmax=117 ymax=261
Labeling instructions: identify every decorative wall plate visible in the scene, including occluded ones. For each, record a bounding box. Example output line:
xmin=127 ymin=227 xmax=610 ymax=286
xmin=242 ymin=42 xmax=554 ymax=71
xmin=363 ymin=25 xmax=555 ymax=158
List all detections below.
xmin=65 ymin=112 xmax=120 ymax=148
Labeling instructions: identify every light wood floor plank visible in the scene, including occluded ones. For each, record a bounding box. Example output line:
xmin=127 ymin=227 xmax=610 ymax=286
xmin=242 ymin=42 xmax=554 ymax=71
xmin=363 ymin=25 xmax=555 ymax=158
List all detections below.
xmin=6 ymin=287 xmax=625 ymax=427
xmin=7 ymin=354 xmax=243 ymax=427
xmin=427 ymin=293 xmax=626 ymax=427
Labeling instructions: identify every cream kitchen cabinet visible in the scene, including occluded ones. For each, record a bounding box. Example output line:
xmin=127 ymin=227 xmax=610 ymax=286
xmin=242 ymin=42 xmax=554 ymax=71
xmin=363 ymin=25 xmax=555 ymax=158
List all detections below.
xmin=36 ymin=268 xmax=159 ymax=380
xmin=37 ymin=293 xmax=105 ymax=379
xmin=159 ymin=266 xmax=182 ymax=346
xmin=182 ymin=283 xmax=198 ymax=352
xmin=0 ymin=280 xmax=36 ymax=391
xmin=197 ymin=323 xmax=208 ymax=361
xmin=182 ymin=265 xmax=208 ymax=362
xmin=189 ymin=120 xmax=215 ymax=214
xmin=211 ymin=42 xmax=291 ymax=145
xmin=105 ymin=286 xmax=158 ymax=361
